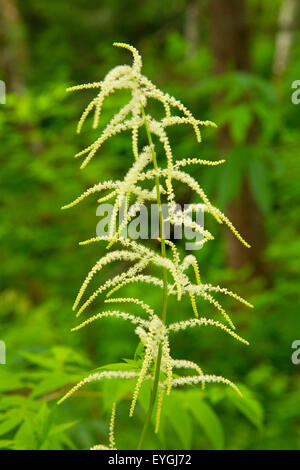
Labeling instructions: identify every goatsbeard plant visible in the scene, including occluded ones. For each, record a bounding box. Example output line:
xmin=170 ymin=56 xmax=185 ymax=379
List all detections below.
xmin=58 ymin=43 xmax=253 ymax=450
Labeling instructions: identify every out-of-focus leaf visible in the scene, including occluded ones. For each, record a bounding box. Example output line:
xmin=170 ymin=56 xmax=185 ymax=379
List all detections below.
xmin=185 ymin=392 xmax=224 ymax=450
xmin=0 ymin=370 xmax=23 ymax=392
xmin=102 ymin=377 xmax=136 ymax=411
xmin=13 ymin=419 xmax=37 ymax=450
xmin=0 ymin=416 xmax=23 ymax=437
xmin=0 ymin=440 xmax=13 ymax=449
xmin=248 ymin=156 xmax=272 ymax=213
xmin=221 ymin=104 xmax=252 ymax=143
xmin=35 ymin=402 xmax=55 ymax=449
xmin=31 ymin=372 xmax=84 ymax=398
xmin=49 ymin=420 xmax=78 ymax=436
xmin=218 ymin=149 xmax=245 ymax=205
xmin=164 ymin=393 xmax=192 ymax=449
xmin=20 ymin=352 xmax=57 ymax=370
xmin=227 ymin=385 xmax=264 ymax=429
xmin=254 ymin=101 xmax=280 ymax=143
xmin=96 ymin=361 xmax=140 ymax=372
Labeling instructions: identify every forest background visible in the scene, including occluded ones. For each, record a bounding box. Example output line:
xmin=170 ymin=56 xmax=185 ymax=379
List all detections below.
xmin=0 ymin=0 xmax=300 ymax=450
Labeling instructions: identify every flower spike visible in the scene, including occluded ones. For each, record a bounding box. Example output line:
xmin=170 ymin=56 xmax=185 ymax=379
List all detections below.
xmin=62 ymin=42 xmax=254 ymax=446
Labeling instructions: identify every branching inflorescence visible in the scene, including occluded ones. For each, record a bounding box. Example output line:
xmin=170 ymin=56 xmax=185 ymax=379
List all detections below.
xmin=59 ymin=43 xmax=253 ymax=449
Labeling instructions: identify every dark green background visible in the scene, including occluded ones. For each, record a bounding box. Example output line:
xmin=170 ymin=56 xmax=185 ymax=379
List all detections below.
xmin=0 ymin=0 xmax=300 ymax=450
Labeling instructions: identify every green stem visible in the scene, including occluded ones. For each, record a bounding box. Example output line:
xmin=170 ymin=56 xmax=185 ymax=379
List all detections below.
xmin=136 ymin=103 xmax=168 ymax=450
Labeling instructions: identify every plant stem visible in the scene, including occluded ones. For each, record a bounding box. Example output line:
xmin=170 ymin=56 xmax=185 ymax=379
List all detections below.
xmin=136 ymin=103 xmax=168 ymax=450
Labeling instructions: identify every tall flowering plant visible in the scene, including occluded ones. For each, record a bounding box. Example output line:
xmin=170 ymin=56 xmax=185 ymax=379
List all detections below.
xmin=58 ymin=43 xmax=253 ymax=450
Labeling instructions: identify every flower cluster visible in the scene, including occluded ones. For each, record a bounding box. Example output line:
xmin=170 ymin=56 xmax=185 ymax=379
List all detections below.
xmin=59 ymin=42 xmax=252 ymax=445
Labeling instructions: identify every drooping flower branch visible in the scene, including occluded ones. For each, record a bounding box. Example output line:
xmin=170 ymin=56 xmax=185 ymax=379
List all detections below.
xmin=59 ymin=42 xmax=252 ymax=449
xmin=90 ymin=402 xmax=117 ymax=451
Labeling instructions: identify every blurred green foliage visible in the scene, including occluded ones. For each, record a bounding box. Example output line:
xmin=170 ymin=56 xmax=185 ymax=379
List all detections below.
xmin=0 ymin=0 xmax=300 ymax=450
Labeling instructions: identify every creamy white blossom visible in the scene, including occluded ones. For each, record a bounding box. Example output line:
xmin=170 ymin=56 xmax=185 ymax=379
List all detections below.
xmin=61 ymin=42 xmax=253 ymax=442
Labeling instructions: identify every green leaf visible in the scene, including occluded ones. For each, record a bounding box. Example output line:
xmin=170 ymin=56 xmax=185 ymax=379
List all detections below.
xmin=0 ymin=370 xmax=24 ymax=392
xmin=185 ymin=392 xmax=224 ymax=450
xmin=253 ymin=101 xmax=279 ymax=143
xmin=0 ymin=416 xmax=23 ymax=437
xmin=221 ymin=104 xmax=252 ymax=143
xmin=31 ymin=372 xmax=84 ymax=398
xmin=164 ymin=393 xmax=192 ymax=449
xmin=218 ymin=149 xmax=245 ymax=205
xmin=20 ymin=351 xmax=56 ymax=371
xmin=0 ymin=440 xmax=13 ymax=449
xmin=248 ymin=156 xmax=272 ymax=213
xmin=230 ymin=105 xmax=252 ymax=143
xmin=227 ymin=384 xmax=264 ymax=429
xmin=13 ymin=419 xmax=37 ymax=450
xmin=21 ymin=347 xmax=89 ymax=372
xmin=102 ymin=377 xmax=136 ymax=411
xmin=35 ymin=403 xmax=55 ymax=449
xmin=123 ymin=358 xmax=143 ymax=369
xmin=55 ymin=432 xmax=76 ymax=450
xmin=136 ymin=381 xmax=151 ymax=413
xmin=0 ymin=395 xmax=35 ymax=411
xmin=49 ymin=420 xmax=78 ymax=437
xmin=134 ymin=341 xmax=145 ymax=361
xmin=95 ymin=361 xmax=140 ymax=372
